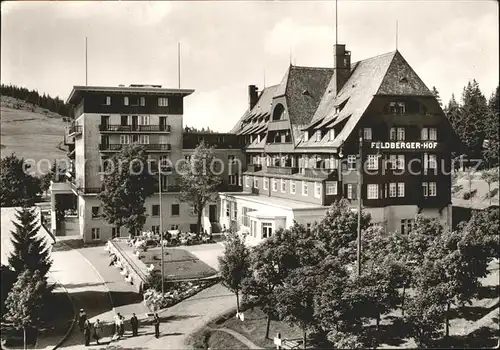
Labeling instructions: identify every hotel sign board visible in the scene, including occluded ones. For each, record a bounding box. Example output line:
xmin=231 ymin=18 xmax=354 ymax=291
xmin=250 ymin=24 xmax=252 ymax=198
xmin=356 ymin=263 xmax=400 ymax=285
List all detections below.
xmin=370 ymin=141 xmax=438 ymax=150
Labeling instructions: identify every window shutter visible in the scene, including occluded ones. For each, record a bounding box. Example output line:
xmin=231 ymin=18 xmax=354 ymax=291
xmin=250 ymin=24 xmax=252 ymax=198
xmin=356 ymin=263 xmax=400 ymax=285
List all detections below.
xmin=124 ymin=96 xmax=129 ymax=106
xmin=140 ymin=97 xmax=145 ymax=106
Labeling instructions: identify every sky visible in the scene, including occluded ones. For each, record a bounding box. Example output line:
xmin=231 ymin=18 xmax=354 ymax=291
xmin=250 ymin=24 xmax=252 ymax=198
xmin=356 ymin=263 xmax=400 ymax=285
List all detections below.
xmin=1 ymin=0 xmax=498 ymax=132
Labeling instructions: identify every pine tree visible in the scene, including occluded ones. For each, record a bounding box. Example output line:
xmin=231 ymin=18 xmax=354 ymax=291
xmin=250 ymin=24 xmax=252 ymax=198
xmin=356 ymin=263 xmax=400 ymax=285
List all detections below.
xmin=8 ymin=207 xmax=52 ymax=279
xmin=484 ymin=86 xmax=499 ymax=167
xmin=431 ymin=86 xmax=442 ymax=107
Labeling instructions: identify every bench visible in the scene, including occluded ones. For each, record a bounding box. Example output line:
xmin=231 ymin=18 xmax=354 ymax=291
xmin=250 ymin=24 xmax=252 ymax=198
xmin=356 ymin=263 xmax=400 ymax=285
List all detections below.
xmin=282 ymin=340 xmax=301 ymax=349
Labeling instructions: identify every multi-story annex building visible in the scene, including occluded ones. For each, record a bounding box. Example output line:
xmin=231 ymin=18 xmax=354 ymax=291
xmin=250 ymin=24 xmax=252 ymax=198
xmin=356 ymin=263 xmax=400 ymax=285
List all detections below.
xmin=53 ymin=44 xmax=458 ymax=244
xmin=220 ymin=45 xmax=459 ymax=245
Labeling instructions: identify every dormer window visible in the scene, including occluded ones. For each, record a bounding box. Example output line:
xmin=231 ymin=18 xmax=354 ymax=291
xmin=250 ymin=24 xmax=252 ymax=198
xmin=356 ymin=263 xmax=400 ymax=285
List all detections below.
xmin=272 ymin=103 xmax=285 ymax=121
xmin=304 ymin=131 xmax=309 ymax=142
xmin=315 ymin=130 xmax=322 ymax=142
xmin=329 ymin=128 xmax=335 ymax=141
xmin=389 ymin=101 xmax=406 ymax=114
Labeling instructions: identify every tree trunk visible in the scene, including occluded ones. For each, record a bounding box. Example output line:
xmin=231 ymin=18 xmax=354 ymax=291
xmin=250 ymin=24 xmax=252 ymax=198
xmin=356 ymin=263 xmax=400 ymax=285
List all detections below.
xmin=265 ymin=312 xmax=271 ymax=339
xmin=236 ymin=291 xmax=240 ymax=314
xmin=23 ymin=327 xmax=27 ymax=350
xmin=401 ymin=284 xmax=406 ymax=316
xmin=197 ymin=207 xmax=203 ymax=236
xmin=445 ymin=302 xmax=451 ymax=337
xmin=303 ymin=328 xmax=307 ymax=350
xmin=488 ymin=184 xmax=492 ymax=207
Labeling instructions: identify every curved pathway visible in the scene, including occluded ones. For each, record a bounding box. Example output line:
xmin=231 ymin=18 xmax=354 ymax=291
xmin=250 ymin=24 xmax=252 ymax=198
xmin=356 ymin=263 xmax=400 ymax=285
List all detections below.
xmin=215 ymin=328 xmax=263 ymax=349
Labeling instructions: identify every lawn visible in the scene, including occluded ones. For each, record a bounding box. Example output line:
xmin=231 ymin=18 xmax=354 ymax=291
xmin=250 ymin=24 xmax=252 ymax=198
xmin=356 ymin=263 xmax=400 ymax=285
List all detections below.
xmin=190 ymin=328 xmax=249 ymax=349
xmin=1 ymin=96 xmax=69 ymax=175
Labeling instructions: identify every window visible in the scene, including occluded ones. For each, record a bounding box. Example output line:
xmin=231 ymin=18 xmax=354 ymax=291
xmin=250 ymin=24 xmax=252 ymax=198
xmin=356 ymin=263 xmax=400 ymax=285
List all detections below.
xmin=281 ymin=179 xmax=286 ymax=193
xmin=315 ymin=130 xmax=322 ymax=142
xmin=429 ymin=128 xmax=437 ymax=141
xmin=158 ymin=97 xmax=169 ymax=107
xmin=397 ymin=155 xmax=405 ymax=170
xmin=139 ymin=115 xmax=150 ymax=125
xmin=228 ymin=155 xmax=235 ymax=164
xmin=124 ymin=96 xmax=129 ymax=106
xmin=422 ymin=182 xmax=437 ymax=197
xmin=226 ymin=202 xmax=230 ymax=217
xmin=253 ymin=177 xmax=259 ymax=188
xmin=388 ymin=155 xmax=397 ymax=170
xmin=246 ymin=176 xmax=251 ymax=188
xmin=152 ymin=205 xmax=160 ymax=216
xmin=229 ymin=174 xmax=237 ymax=185
xmin=291 ymin=181 xmax=296 ymax=194
xmin=152 ymin=225 xmax=160 ymax=234
xmin=397 ymin=182 xmax=405 ymax=197
xmin=389 ymin=183 xmax=397 ymax=198
xmin=347 ymin=155 xmax=357 ymax=170
xmin=424 ymin=154 xmax=437 ymax=170
xmin=314 ymin=182 xmax=322 ymax=198
xmin=367 ymin=184 xmax=379 ymax=199
xmin=92 ymin=206 xmax=99 ymax=219
xmin=400 ymin=219 xmax=414 ymax=234
xmin=140 ymin=97 xmax=145 ymax=106
xmin=272 ymin=178 xmax=278 ymax=192
xmin=190 ymin=206 xmax=196 ymax=216
xmin=390 ymin=127 xmax=397 ymax=141
xmin=190 ymin=224 xmax=198 ymax=233
xmin=329 ymin=128 xmax=335 ymax=141
xmin=232 ymin=202 xmax=237 ymax=220
xmin=120 ymin=135 xmax=130 ymax=144
xmin=429 ymin=182 xmax=437 ymax=196
xmin=397 ymin=127 xmax=405 ymax=141
xmin=262 ymin=223 xmax=272 ymax=239
xmin=171 ymin=204 xmax=180 ymax=216
xmin=170 ymin=224 xmax=179 ymax=230
xmin=302 ymin=181 xmax=308 ymax=196
xmin=421 ymin=127 xmax=429 ymax=141
xmin=363 ymin=128 xmax=372 ymax=140
xmin=304 ymin=131 xmax=309 ymax=142
xmin=397 ymin=102 xmax=406 ymax=114
xmin=91 ymin=228 xmax=100 ymax=240
xmin=326 ymin=181 xmax=338 ymax=195
xmin=346 ymin=184 xmax=354 ymax=199
xmin=103 ymin=96 xmax=111 ymax=106
xmin=263 ymin=178 xmax=269 ymax=190
xmin=139 ymin=135 xmax=149 ymax=144
xmin=367 ymin=155 xmax=378 ymax=170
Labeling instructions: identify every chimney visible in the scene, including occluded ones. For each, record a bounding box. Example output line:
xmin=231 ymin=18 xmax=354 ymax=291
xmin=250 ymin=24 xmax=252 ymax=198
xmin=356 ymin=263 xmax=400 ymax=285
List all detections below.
xmin=248 ymin=85 xmax=259 ymax=110
xmin=332 ymin=44 xmax=351 ymax=96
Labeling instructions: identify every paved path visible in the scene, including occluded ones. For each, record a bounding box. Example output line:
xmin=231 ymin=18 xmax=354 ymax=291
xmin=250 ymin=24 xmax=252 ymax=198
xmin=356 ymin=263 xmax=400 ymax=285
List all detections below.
xmin=107 ymin=283 xmax=236 ymax=349
xmin=215 ymin=328 xmax=263 ymax=349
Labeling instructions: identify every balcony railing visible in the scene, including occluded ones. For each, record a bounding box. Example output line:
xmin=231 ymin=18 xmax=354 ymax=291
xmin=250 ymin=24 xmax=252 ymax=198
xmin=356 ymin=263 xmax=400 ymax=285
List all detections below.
xmin=267 ymin=166 xmax=299 ymax=175
xmin=68 ymin=125 xmax=82 ymax=136
xmin=99 ymin=124 xmax=171 ymax=132
xmin=246 ymin=164 xmax=262 ymax=172
xmin=99 ymin=143 xmax=172 ymax=152
xmin=67 ymin=180 xmax=103 ymax=195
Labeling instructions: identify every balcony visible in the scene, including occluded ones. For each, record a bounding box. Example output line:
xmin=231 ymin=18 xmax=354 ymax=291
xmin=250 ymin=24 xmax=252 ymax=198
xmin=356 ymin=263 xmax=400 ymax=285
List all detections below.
xmin=67 ymin=180 xmax=103 ymax=195
xmin=68 ymin=125 xmax=82 ymax=136
xmin=267 ymin=166 xmax=299 ymax=175
xmin=99 ymin=143 xmax=172 ymax=152
xmin=246 ymin=164 xmax=262 ymax=172
xmin=99 ymin=124 xmax=171 ymax=133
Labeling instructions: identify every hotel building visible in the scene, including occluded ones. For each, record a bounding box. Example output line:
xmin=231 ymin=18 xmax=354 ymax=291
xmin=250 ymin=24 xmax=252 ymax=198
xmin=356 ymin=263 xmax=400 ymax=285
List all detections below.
xmin=54 ymin=44 xmax=458 ymax=244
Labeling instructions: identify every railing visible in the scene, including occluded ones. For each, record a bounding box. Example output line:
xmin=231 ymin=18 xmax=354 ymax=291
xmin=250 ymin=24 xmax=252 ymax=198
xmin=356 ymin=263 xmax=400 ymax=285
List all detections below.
xmin=267 ymin=166 xmax=299 ymax=175
xmin=99 ymin=143 xmax=172 ymax=151
xmin=246 ymin=164 xmax=262 ymax=172
xmin=99 ymin=124 xmax=171 ymax=132
xmin=303 ymin=168 xmax=338 ymax=179
xmin=68 ymin=125 xmax=82 ymax=135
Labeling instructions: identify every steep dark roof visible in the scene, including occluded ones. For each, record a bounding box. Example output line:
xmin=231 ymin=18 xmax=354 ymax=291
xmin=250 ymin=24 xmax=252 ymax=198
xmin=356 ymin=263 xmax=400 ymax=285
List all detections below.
xmin=285 ymin=66 xmax=334 ymax=126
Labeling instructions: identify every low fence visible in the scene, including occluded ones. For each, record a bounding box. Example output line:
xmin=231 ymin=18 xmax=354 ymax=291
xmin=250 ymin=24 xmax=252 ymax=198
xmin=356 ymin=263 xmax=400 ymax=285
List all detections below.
xmin=107 ymin=240 xmax=147 ymax=293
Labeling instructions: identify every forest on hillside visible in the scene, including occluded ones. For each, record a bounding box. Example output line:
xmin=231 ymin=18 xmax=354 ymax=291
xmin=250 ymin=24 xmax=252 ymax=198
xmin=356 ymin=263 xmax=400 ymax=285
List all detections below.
xmin=0 ymin=84 xmax=74 ymax=119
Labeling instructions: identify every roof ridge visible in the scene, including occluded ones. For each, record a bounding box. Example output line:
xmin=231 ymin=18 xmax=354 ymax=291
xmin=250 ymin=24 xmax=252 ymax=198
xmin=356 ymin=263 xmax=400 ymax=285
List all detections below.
xmin=351 ymin=50 xmax=397 ymax=66
xmin=290 ymin=65 xmax=334 ymax=71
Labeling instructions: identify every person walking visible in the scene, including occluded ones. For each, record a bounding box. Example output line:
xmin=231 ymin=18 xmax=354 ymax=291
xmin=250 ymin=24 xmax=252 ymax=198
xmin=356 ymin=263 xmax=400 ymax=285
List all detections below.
xmin=119 ymin=314 xmax=125 ymax=338
xmin=154 ymin=313 xmax=160 ymax=338
xmin=92 ymin=319 xmax=103 ymax=345
xmin=113 ymin=313 xmax=121 ymax=339
xmin=78 ymin=309 xmax=87 ymax=331
xmin=130 ymin=313 xmax=139 ymax=337
xmin=83 ymin=319 xmax=91 ymax=346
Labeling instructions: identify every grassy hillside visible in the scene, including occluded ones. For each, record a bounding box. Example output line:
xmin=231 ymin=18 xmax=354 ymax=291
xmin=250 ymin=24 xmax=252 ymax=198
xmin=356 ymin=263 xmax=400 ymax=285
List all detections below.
xmin=1 ymin=96 xmax=70 ymax=175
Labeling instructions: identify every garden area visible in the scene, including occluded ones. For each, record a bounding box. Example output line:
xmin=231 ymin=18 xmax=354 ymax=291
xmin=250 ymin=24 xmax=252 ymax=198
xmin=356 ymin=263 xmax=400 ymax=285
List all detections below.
xmin=207 ymin=201 xmax=499 ymax=349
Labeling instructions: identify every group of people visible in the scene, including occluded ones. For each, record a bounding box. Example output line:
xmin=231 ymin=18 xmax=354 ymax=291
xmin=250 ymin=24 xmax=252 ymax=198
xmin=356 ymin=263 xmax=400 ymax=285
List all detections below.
xmin=79 ymin=309 xmax=157 ymax=346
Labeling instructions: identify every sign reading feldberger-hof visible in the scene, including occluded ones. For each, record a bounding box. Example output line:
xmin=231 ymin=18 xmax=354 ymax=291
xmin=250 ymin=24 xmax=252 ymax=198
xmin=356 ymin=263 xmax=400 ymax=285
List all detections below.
xmin=370 ymin=141 xmax=438 ymax=150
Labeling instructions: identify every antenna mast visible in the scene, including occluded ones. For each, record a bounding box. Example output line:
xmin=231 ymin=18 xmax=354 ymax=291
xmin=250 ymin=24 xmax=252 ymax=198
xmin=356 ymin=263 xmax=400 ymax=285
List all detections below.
xmin=177 ymin=42 xmax=181 ymax=88
xmin=85 ymin=37 xmax=88 ymax=86
xmin=335 ymin=0 xmax=338 ymax=45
